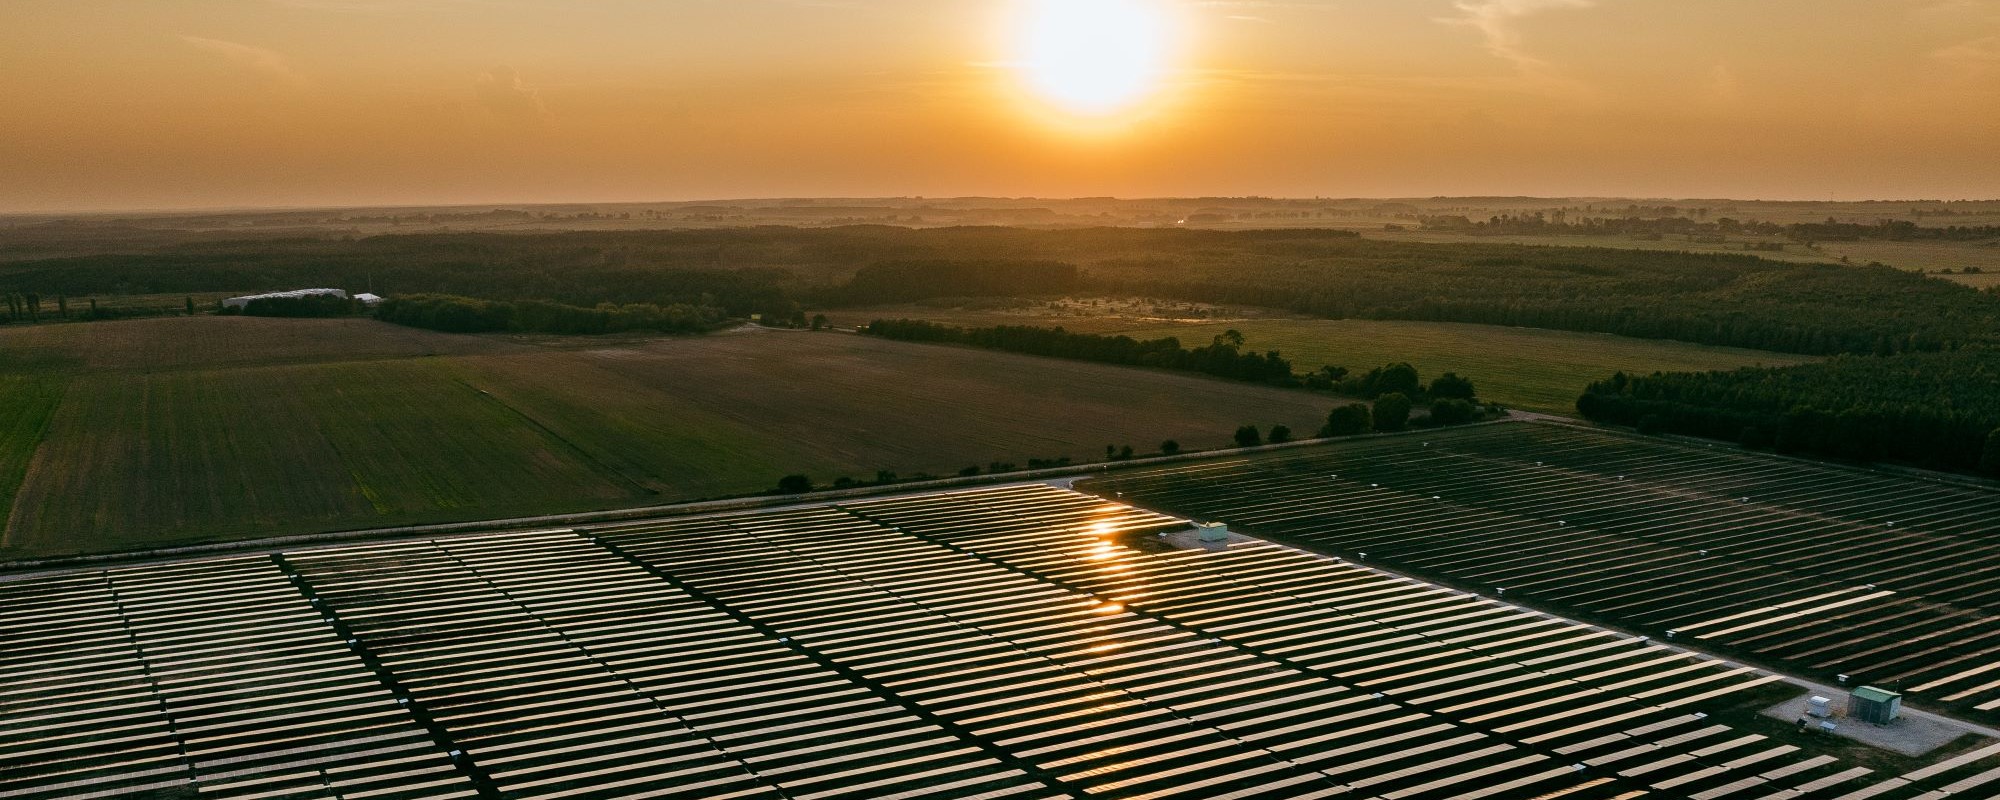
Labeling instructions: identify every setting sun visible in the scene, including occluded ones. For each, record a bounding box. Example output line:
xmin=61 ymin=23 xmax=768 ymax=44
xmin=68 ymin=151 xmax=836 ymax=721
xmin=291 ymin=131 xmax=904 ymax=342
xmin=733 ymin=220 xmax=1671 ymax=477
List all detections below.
xmin=1011 ymin=0 xmax=1175 ymax=118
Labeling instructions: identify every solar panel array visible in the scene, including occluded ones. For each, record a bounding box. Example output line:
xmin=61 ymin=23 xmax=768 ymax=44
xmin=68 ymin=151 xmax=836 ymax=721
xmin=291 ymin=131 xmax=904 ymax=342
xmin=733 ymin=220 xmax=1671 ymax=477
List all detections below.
xmin=1079 ymin=421 xmax=2000 ymax=721
xmin=0 ymin=555 xmax=471 ymax=800
xmin=5 ymin=482 xmax=2000 ymax=799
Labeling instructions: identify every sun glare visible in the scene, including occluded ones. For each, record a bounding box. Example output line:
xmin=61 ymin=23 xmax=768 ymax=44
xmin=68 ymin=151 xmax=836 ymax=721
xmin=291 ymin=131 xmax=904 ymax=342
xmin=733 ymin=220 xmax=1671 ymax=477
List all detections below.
xmin=1012 ymin=0 xmax=1174 ymax=118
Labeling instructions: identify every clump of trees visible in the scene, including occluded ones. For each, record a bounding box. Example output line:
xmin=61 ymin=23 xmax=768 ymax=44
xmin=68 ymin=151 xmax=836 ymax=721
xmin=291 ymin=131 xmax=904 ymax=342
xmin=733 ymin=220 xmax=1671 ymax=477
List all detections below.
xmin=1427 ymin=398 xmax=1479 ymax=426
xmin=2 ymin=292 xmax=44 ymax=323
xmin=1430 ymin=373 xmax=1476 ymax=401
xmin=1302 ymin=365 xmax=1350 ymax=391
xmin=1318 ymin=393 xmax=1487 ymax=439
xmin=864 ymin=320 xmax=1296 ymax=384
xmin=1303 ymin=362 xmax=1480 ymax=404
xmin=1234 ymin=426 xmax=1263 ymax=447
xmin=1352 ymin=363 xmax=1420 ymax=397
xmin=1322 ymin=404 xmax=1372 ymax=436
xmin=1372 ymin=393 xmax=1413 ymax=432
xmin=376 ymin=294 xmax=726 ymax=335
xmin=1576 ymin=350 xmax=2000 ymax=472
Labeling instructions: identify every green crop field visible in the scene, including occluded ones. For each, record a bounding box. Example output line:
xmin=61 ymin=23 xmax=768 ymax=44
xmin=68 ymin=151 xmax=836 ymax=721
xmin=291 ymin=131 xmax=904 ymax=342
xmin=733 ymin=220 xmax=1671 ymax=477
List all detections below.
xmin=1106 ymin=319 xmax=1816 ymax=414
xmin=0 ymin=316 xmax=1339 ymax=559
xmin=831 ymin=304 xmax=1815 ymax=414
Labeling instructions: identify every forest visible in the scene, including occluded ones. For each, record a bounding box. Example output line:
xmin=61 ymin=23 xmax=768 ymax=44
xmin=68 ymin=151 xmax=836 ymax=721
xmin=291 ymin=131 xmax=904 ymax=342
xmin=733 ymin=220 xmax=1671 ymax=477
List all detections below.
xmin=3 ymin=226 xmax=1997 ymax=355
xmin=375 ymin=294 xmax=726 ymax=335
xmin=1091 ymin=245 xmax=1999 ymax=356
xmin=1576 ymin=349 xmax=2000 ymax=472
xmin=832 ymin=260 xmax=1081 ymax=304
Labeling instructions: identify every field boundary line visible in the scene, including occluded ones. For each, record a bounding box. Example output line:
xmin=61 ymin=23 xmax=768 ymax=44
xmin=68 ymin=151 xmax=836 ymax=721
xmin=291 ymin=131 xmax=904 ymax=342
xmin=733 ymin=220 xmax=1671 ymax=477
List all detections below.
xmin=0 ymin=418 xmax=1515 ymax=579
xmin=451 ymin=376 xmax=658 ymax=498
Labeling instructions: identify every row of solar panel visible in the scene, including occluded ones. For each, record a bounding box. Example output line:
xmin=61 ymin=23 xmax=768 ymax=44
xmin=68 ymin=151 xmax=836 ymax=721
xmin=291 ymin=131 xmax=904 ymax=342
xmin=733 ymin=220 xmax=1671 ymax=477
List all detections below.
xmin=1080 ymin=422 xmax=2000 ymax=715
xmin=0 ymin=555 xmax=471 ymax=800
xmin=7 ymin=481 xmax=2000 ymax=799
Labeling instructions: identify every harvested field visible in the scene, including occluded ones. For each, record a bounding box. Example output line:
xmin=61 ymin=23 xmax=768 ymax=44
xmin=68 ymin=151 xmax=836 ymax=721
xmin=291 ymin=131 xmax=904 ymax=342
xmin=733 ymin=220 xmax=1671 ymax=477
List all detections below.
xmin=9 ymin=484 xmax=2000 ymax=799
xmin=0 ymin=317 xmax=1335 ymax=558
xmin=1081 ymin=421 xmax=2000 ymax=721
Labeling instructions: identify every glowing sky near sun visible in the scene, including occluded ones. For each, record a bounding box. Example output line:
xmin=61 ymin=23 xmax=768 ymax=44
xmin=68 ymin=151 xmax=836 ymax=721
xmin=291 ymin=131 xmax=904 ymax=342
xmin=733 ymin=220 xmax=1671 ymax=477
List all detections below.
xmin=1011 ymin=0 xmax=1177 ymax=118
xmin=1 ymin=0 xmax=1997 ymax=211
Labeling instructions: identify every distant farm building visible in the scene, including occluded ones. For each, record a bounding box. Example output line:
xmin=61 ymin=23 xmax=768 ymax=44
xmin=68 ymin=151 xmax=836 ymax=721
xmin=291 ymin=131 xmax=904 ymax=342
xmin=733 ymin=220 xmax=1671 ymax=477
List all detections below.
xmin=223 ymin=288 xmax=348 ymax=309
xmin=1850 ymin=686 xmax=1903 ymax=724
xmin=353 ymin=293 xmax=384 ymax=306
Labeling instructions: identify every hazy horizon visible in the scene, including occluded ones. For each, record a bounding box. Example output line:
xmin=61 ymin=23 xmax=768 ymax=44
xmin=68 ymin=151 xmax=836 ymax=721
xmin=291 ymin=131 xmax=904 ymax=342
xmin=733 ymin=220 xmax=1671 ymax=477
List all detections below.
xmin=4 ymin=0 xmax=1998 ymax=213
xmin=11 ymin=192 xmax=2000 ymax=217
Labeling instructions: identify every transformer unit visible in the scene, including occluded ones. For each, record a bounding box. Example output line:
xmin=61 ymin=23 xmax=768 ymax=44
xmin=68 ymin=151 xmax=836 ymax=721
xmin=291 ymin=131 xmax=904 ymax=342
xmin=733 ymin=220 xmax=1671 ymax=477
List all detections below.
xmin=1195 ymin=522 xmax=1230 ymax=543
xmin=1849 ymin=686 xmax=1902 ymax=725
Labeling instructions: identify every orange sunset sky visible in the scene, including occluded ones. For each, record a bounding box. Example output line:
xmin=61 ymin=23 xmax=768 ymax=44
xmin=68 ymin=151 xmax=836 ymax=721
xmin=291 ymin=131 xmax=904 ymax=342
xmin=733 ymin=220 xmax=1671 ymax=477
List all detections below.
xmin=2 ymin=0 xmax=1998 ymax=212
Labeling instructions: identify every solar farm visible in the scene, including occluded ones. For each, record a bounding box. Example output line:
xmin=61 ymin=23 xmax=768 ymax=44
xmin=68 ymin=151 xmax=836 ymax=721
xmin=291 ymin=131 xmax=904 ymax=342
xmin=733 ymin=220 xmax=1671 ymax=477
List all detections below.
xmin=8 ymin=476 xmax=2000 ymax=799
xmin=1083 ymin=421 xmax=2000 ymax=721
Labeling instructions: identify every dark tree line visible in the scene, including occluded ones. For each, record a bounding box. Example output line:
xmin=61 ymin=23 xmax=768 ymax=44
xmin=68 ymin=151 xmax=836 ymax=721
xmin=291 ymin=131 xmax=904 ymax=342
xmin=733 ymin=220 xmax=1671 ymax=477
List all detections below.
xmin=1 ymin=292 xmax=43 ymax=323
xmin=228 ymin=295 xmax=362 ymax=318
xmin=376 ymin=295 xmax=725 ymax=335
xmin=1101 ymin=255 xmax=2000 ymax=357
xmin=1784 ymin=219 xmax=2000 ymax=243
xmin=864 ymin=320 xmax=1489 ymax=406
xmin=863 ymin=319 xmax=1297 ymax=384
xmin=7 ymin=226 xmax=1994 ymax=355
xmin=1422 ymin=214 xmax=1783 ymax=238
xmin=864 ymin=319 xmax=1494 ymax=444
xmin=1424 ymin=213 xmax=2000 ymax=244
xmin=1576 ymin=350 xmax=2000 ymax=472
xmin=0 ymin=236 xmax=806 ymax=321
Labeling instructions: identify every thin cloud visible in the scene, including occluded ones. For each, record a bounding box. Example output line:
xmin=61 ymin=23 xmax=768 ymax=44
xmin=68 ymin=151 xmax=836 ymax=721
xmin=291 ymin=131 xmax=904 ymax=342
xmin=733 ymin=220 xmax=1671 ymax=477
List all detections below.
xmin=1936 ymin=35 xmax=2000 ymax=63
xmin=263 ymin=0 xmax=477 ymax=12
xmin=476 ymin=65 xmax=549 ymax=124
xmin=180 ymin=35 xmax=307 ymax=89
xmin=1446 ymin=0 xmax=1598 ymax=73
